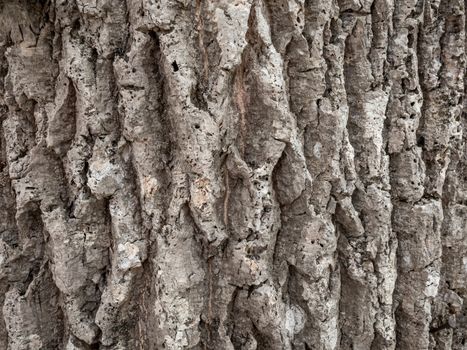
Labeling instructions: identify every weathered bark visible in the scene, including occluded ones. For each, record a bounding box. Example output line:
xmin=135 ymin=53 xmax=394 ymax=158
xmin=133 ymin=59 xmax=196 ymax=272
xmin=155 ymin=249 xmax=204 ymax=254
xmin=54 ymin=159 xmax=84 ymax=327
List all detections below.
xmin=0 ymin=0 xmax=466 ymax=349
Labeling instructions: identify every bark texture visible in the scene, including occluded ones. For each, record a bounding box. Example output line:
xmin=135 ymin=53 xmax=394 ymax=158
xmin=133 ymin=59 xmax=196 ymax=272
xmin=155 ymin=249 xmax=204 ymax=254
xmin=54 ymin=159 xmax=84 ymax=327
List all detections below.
xmin=0 ymin=0 xmax=466 ymax=349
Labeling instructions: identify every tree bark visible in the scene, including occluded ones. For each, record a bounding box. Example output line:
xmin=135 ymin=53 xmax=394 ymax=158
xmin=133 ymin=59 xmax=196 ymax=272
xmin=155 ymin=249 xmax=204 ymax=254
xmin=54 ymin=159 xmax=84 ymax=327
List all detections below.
xmin=0 ymin=0 xmax=466 ymax=349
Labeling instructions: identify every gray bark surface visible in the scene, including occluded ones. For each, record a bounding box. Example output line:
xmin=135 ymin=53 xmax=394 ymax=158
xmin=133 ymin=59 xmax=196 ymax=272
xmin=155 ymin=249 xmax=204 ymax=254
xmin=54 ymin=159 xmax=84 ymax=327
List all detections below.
xmin=0 ymin=0 xmax=466 ymax=349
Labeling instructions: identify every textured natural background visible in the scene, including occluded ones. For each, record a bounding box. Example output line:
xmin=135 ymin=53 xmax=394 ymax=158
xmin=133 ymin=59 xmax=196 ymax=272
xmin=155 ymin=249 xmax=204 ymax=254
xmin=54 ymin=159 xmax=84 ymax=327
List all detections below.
xmin=0 ymin=0 xmax=466 ymax=349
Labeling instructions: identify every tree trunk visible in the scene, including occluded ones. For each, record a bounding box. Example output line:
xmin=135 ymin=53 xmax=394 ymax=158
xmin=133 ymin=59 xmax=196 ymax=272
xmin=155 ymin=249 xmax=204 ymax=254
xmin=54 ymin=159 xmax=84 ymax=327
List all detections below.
xmin=0 ymin=0 xmax=466 ymax=349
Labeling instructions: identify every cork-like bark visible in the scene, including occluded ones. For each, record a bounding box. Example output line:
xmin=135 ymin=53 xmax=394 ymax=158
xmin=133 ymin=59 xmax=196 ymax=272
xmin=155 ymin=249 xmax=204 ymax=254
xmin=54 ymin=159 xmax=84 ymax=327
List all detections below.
xmin=0 ymin=0 xmax=466 ymax=349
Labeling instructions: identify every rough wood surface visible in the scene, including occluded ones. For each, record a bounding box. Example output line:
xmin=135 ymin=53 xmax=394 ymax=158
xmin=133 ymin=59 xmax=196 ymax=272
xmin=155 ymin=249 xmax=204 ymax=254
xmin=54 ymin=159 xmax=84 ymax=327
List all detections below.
xmin=0 ymin=0 xmax=466 ymax=349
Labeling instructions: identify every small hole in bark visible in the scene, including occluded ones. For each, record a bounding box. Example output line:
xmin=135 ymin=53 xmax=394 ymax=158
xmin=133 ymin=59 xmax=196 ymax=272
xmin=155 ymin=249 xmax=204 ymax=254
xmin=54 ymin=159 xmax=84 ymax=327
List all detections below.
xmin=172 ymin=61 xmax=179 ymax=72
xmin=194 ymin=123 xmax=200 ymax=129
